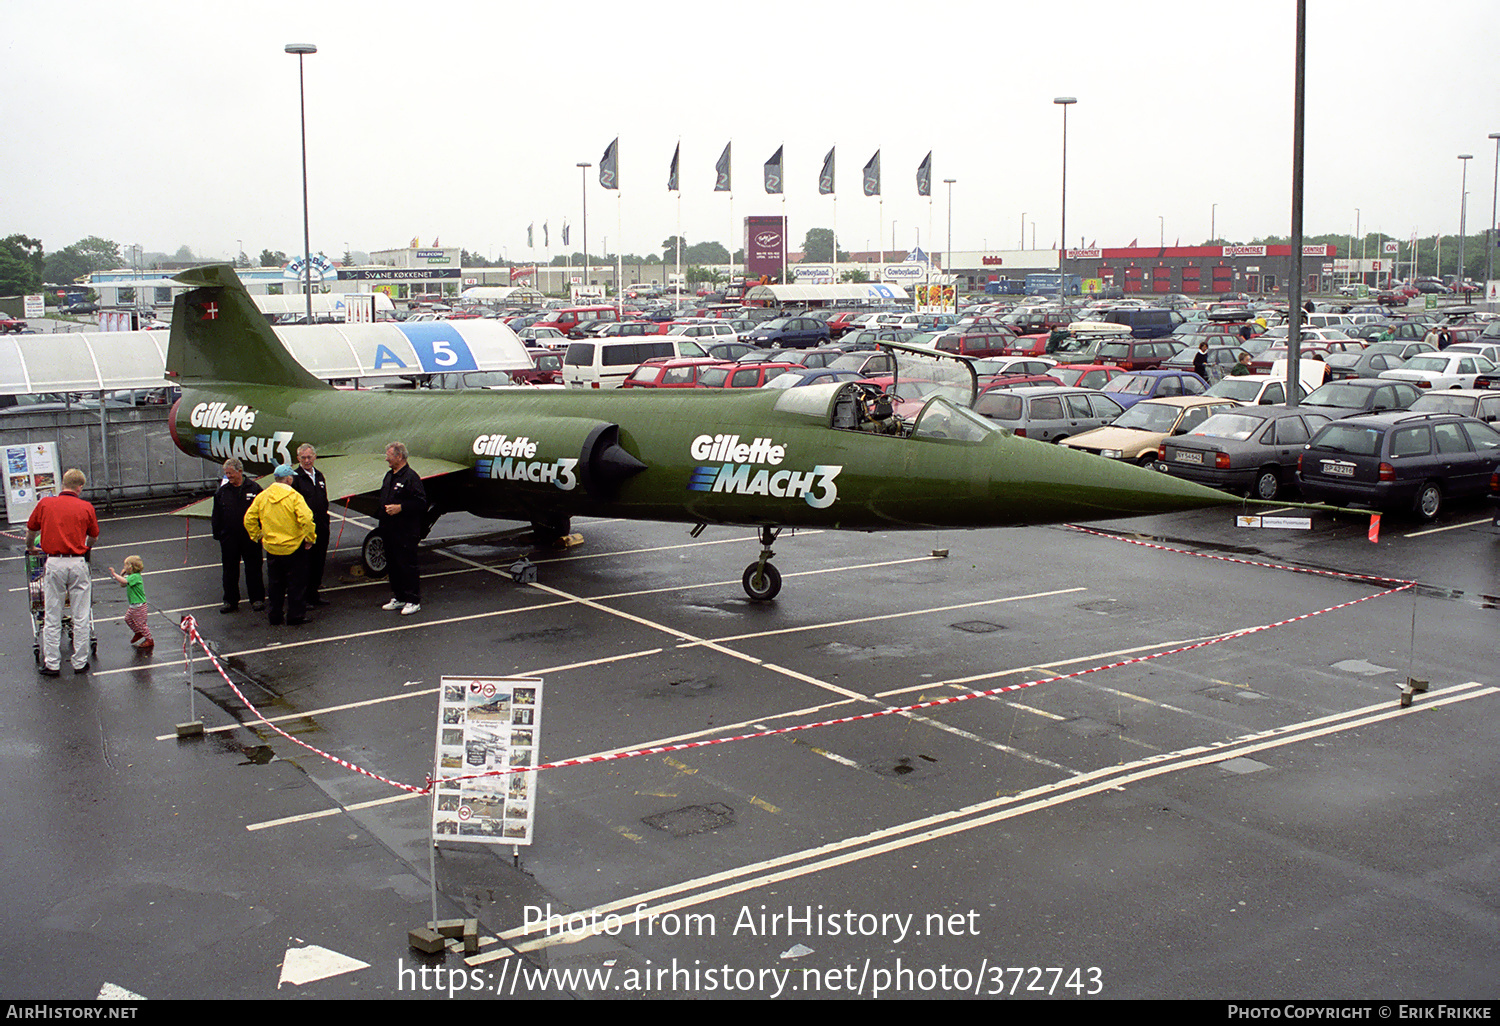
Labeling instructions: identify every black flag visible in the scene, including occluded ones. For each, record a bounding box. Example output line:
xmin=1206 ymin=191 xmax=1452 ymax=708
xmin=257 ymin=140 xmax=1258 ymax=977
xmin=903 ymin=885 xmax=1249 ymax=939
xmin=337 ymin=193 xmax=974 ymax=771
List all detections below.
xmin=668 ymin=143 xmax=679 ymax=192
xmin=764 ymin=146 xmax=783 ymax=195
xmin=916 ymin=152 xmax=932 ymax=197
xmin=715 ymin=142 xmax=731 ymax=192
xmin=863 ymin=150 xmax=881 ymax=197
xmin=819 ymin=147 xmax=835 ymax=195
xmin=599 ymin=138 xmax=619 ymax=190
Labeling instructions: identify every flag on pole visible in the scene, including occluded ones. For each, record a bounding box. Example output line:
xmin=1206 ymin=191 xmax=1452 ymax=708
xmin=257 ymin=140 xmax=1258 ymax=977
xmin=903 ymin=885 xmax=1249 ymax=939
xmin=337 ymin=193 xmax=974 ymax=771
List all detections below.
xmin=819 ymin=147 xmax=835 ymax=195
xmin=561 ymin=221 xmax=570 ymax=246
xmin=916 ymin=151 xmax=932 ymax=196
xmin=543 ymin=221 xmax=549 ymax=247
xmin=764 ymin=146 xmax=783 ymax=194
xmin=668 ymin=143 xmax=680 ymax=192
xmin=862 ymin=150 xmax=881 ymax=196
xmin=715 ymin=142 xmax=731 ymax=191
xmin=599 ymin=138 xmax=619 ymax=189
xmin=527 ymin=223 xmax=534 ymax=247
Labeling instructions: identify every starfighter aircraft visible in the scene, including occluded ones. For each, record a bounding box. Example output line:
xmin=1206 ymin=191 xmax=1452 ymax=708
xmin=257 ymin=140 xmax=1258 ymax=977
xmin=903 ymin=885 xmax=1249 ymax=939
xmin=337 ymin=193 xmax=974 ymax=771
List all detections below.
xmin=166 ymin=265 xmax=1242 ymax=600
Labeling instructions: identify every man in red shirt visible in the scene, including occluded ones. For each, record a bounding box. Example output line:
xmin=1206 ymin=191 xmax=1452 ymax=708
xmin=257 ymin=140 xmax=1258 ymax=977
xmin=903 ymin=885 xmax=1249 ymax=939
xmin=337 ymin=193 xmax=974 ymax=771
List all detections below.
xmin=25 ymin=468 xmax=99 ymax=675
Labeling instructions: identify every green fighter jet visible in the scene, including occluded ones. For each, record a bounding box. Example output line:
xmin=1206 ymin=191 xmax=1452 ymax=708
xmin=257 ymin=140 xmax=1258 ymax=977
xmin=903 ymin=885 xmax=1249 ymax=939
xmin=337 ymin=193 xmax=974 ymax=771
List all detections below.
xmin=165 ymin=265 xmax=1240 ymax=601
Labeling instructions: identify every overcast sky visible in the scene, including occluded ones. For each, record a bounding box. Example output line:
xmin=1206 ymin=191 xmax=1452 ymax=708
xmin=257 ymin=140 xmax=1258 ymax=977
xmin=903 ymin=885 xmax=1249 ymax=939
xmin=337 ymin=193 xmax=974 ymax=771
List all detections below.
xmin=4 ymin=0 xmax=1498 ymax=265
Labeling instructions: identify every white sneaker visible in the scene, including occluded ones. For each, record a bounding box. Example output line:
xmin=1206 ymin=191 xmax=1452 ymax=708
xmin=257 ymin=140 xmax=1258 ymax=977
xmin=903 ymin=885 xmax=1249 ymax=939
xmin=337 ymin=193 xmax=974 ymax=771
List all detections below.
xmin=400 ymin=602 xmax=421 ymax=615
xmin=381 ymin=599 xmax=402 ymax=611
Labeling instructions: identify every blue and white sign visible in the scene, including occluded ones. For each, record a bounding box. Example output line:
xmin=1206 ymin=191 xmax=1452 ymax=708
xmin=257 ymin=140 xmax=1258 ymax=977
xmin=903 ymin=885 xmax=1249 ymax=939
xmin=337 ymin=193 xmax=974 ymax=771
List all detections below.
xmin=394 ymin=322 xmax=479 ymax=373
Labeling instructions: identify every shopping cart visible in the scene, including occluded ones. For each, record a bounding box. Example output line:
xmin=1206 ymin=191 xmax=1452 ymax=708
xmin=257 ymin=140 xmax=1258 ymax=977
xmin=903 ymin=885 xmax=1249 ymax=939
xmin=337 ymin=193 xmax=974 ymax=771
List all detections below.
xmin=26 ymin=551 xmax=97 ymax=665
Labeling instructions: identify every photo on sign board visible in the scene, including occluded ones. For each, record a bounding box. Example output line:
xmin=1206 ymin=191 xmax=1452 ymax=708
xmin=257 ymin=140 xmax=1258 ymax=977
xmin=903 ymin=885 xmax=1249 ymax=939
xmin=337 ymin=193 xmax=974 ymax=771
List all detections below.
xmin=513 ymin=688 xmax=536 ymax=705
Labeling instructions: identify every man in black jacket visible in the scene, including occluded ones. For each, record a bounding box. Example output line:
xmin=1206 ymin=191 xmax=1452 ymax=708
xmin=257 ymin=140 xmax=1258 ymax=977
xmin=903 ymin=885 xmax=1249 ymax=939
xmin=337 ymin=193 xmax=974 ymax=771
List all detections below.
xmin=292 ymin=443 xmax=331 ymax=607
xmin=378 ymin=441 xmax=426 ymax=615
xmin=210 ymin=458 xmax=265 ymax=613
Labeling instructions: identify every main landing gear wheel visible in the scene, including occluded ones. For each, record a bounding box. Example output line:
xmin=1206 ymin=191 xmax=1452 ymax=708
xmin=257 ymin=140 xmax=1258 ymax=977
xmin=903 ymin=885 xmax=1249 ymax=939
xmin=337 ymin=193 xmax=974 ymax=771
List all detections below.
xmin=361 ymin=531 xmax=388 ymax=576
xmin=741 ymin=525 xmax=783 ymax=602
xmin=742 ymin=562 xmax=782 ymax=601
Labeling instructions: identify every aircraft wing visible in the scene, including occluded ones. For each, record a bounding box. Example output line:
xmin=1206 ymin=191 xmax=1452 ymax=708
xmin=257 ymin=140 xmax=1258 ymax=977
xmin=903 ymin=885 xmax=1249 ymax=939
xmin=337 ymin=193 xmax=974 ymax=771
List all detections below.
xmin=171 ymin=453 xmax=469 ymax=518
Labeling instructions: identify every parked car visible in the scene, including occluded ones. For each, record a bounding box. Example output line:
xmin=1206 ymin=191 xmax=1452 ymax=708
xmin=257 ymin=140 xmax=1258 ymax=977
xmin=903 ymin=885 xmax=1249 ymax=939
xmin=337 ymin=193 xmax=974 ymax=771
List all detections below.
xmin=738 ymin=315 xmax=832 ymax=349
xmin=763 ymin=367 xmax=864 ymax=390
xmin=1297 ymin=412 xmax=1500 ymax=520
xmin=697 ymin=361 xmax=800 ymax=388
xmin=1160 ymin=344 xmax=1246 ymax=384
xmin=1159 ymin=406 xmax=1333 ymax=500
xmin=1047 ymin=363 xmax=1127 ymax=390
xmin=1100 ymin=369 xmax=1210 ymax=409
xmin=1203 ymin=374 xmax=1309 ymax=406
xmin=973 ymin=386 xmax=1125 ymax=443
xmin=1378 ymin=352 xmax=1497 ymax=390
xmin=619 ymin=357 xmax=732 ymax=388
xmin=1298 ymin=378 xmax=1424 ymax=418
xmin=1407 ymin=389 xmax=1500 ymax=424
xmin=1059 ymin=396 xmax=1238 ymax=464
xmin=1097 ymin=307 xmax=1187 ymax=339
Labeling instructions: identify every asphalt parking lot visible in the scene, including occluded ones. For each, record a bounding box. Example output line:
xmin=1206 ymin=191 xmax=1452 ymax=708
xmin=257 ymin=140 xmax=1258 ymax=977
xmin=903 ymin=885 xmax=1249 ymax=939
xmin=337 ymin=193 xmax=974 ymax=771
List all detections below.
xmin=2 ymin=494 xmax=1498 ymax=1000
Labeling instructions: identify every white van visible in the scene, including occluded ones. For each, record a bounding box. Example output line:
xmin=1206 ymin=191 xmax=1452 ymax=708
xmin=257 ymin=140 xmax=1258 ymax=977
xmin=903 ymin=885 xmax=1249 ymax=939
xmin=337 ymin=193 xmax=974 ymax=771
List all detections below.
xmin=562 ymin=337 xmax=710 ymax=389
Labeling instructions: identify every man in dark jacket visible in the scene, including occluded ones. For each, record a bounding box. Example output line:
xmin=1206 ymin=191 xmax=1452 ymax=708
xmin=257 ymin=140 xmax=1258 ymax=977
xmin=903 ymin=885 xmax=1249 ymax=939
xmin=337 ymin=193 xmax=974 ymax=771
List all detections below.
xmin=378 ymin=441 xmax=426 ymax=615
xmin=291 ymin=443 xmax=331 ymax=607
xmin=210 ymin=457 xmax=265 ymax=613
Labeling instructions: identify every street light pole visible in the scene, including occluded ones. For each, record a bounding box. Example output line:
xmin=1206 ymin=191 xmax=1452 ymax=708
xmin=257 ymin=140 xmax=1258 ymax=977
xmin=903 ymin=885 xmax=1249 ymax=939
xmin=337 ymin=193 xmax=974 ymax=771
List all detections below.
xmin=1488 ymin=133 xmax=1500 ymax=292
xmin=944 ymin=178 xmax=956 ymax=308
xmin=1020 ymin=212 xmax=1026 ymax=250
xmin=577 ymin=162 xmax=591 ymax=298
xmin=1054 ymin=97 xmax=1077 ymax=305
xmin=1458 ymin=154 xmax=1473 ymax=290
xmin=284 ymin=43 xmax=317 ymax=326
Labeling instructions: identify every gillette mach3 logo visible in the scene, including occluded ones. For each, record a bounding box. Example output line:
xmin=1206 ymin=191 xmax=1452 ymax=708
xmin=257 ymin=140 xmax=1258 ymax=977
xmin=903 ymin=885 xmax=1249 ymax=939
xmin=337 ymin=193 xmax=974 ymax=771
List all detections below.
xmin=687 ymin=434 xmax=841 ymax=509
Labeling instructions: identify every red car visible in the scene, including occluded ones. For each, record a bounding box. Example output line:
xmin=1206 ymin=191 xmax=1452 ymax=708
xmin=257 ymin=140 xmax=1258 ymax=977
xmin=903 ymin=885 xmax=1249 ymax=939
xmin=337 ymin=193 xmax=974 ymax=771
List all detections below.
xmin=1002 ymin=333 xmax=1051 ymax=357
xmin=698 ymin=362 xmax=800 ymax=388
xmin=620 ymin=357 xmax=732 ymax=388
xmin=510 ymin=350 xmax=563 ymax=385
xmin=1046 ymin=363 xmax=1127 ymax=390
xmin=0 ymin=314 xmax=26 ymax=334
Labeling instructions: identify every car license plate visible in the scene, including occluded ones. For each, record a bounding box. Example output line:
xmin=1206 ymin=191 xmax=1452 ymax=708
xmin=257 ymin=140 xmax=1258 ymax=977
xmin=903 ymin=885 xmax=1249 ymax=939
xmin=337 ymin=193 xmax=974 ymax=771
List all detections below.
xmin=1174 ymin=451 xmax=1203 ymax=464
xmin=1322 ymin=460 xmax=1355 ymax=477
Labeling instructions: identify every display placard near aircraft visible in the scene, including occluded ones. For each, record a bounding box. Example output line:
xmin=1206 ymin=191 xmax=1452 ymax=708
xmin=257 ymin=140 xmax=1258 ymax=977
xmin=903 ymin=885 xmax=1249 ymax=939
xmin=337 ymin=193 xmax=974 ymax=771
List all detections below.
xmin=431 ymin=676 xmax=542 ymax=846
xmin=4 ymin=441 xmax=58 ymax=525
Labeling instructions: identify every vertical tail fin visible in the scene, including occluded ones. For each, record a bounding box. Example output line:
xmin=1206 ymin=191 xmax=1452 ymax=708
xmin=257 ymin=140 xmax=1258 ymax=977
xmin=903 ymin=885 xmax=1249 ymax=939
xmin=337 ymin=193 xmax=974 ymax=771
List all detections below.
xmin=165 ymin=264 xmax=330 ymax=389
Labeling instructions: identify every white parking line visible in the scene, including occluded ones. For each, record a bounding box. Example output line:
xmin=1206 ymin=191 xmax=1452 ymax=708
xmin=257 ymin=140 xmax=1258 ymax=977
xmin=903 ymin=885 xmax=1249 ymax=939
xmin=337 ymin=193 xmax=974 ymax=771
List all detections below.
xmin=1402 ymin=517 xmax=1493 ymax=538
xmin=470 ymin=682 xmax=1499 ymax=960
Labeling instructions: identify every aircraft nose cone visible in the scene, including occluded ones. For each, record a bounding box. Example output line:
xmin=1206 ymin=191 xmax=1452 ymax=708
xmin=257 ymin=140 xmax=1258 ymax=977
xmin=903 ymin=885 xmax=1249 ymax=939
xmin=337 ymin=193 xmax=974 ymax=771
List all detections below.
xmin=989 ymin=434 xmax=1240 ymax=525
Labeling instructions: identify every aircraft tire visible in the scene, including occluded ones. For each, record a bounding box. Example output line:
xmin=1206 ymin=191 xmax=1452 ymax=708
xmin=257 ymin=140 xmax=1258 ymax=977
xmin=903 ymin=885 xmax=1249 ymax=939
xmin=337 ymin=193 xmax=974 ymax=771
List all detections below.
xmin=742 ymin=562 xmax=781 ymax=602
xmin=362 ymin=531 xmax=389 ymax=577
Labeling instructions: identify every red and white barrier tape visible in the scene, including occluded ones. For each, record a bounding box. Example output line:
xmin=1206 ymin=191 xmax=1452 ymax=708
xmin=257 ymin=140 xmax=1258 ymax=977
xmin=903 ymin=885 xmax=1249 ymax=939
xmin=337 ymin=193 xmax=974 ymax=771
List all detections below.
xmin=178 ymin=615 xmax=426 ymax=795
xmin=175 ymin=532 xmax=1415 ymax=794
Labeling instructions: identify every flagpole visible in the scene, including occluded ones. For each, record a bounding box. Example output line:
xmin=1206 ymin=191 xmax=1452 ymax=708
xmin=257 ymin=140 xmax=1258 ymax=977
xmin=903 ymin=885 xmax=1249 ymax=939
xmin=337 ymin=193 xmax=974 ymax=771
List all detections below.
xmin=781 ymin=193 xmax=788 ymax=286
xmin=675 ymin=191 xmax=682 ymax=313
xmin=832 ymin=195 xmax=838 ymax=285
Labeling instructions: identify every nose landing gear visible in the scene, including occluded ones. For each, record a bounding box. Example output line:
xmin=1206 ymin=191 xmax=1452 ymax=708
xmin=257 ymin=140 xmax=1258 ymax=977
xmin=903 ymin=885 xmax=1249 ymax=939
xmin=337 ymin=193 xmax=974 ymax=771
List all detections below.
xmin=742 ymin=525 xmax=783 ymax=601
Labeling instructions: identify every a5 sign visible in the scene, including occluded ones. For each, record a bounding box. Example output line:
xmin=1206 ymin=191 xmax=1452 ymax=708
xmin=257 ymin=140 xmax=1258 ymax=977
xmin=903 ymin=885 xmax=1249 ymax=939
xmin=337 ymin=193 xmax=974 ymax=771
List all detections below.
xmin=379 ymin=322 xmax=480 ymax=372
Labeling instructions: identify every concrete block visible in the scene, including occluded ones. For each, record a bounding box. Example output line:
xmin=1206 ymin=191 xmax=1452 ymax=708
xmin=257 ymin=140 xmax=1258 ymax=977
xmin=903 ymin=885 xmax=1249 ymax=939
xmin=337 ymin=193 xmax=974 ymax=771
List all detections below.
xmin=408 ymin=927 xmax=445 ymax=954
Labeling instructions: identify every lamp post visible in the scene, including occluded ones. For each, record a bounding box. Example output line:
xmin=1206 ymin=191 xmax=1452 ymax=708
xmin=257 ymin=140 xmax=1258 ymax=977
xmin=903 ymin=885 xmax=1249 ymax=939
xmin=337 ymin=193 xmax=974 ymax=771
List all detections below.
xmin=284 ymin=43 xmax=317 ymax=325
xmin=1458 ymin=153 xmax=1473 ymax=290
xmin=577 ymin=162 xmax=591 ymax=295
xmin=1020 ymin=212 xmax=1026 ymax=250
xmin=1488 ymin=133 xmax=1500 ymax=291
xmin=944 ymin=178 xmax=956 ymax=307
xmin=1054 ymin=96 xmax=1077 ymax=304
